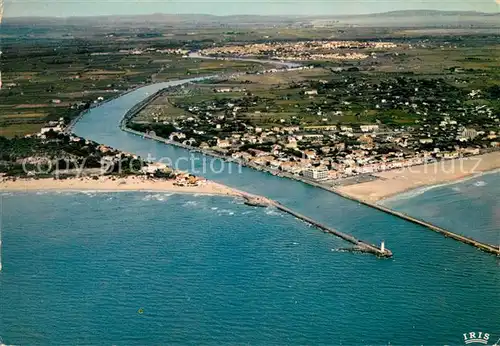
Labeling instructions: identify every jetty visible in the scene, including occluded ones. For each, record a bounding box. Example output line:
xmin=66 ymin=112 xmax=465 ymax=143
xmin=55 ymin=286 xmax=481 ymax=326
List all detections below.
xmin=122 ymin=117 xmax=498 ymax=257
xmin=333 ymin=189 xmax=500 ymax=256
xmin=240 ymin=194 xmax=392 ymax=258
xmin=122 ymin=102 xmax=391 ymax=257
xmin=115 ymin=72 xmax=497 ymax=258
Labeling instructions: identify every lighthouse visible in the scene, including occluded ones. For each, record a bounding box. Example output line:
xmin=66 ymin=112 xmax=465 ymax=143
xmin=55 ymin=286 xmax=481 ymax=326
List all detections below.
xmin=380 ymin=241 xmax=385 ymax=253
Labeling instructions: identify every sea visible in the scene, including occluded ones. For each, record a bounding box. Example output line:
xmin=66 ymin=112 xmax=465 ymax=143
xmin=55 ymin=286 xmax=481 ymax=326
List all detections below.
xmin=0 ymin=81 xmax=499 ymax=345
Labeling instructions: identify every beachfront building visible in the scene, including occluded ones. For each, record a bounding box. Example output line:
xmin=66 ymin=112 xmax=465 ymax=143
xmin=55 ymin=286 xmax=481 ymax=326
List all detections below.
xmin=303 ymin=167 xmax=329 ymax=181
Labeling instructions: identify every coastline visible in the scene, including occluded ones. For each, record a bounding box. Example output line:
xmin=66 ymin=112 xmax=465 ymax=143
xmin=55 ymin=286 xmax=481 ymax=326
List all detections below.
xmin=0 ymin=175 xmax=242 ymax=197
xmin=68 ymin=53 xmax=499 ymax=256
xmin=337 ymin=151 xmax=500 ymax=203
xmin=379 ymin=167 xmax=500 ymax=204
xmin=119 ymin=128 xmax=500 ymax=256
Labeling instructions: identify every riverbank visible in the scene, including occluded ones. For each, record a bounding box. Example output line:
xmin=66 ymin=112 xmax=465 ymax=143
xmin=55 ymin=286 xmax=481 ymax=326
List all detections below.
xmin=337 ymin=151 xmax=500 ymax=203
xmin=0 ymin=175 xmax=241 ymax=197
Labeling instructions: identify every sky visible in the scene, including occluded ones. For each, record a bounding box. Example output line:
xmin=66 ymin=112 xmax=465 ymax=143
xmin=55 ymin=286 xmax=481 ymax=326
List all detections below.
xmin=4 ymin=0 xmax=500 ymax=17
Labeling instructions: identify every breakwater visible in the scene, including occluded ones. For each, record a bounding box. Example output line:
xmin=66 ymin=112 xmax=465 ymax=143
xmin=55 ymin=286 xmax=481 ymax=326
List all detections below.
xmin=113 ymin=54 xmax=500 ymax=258
xmin=332 ymin=189 xmax=500 ymax=256
xmin=120 ymin=118 xmax=392 ymax=256
xmin=281 ymin=174 xmax=500 ymax=257
xmin=271 ymin=201 xmax=393 ymax=257
xmin=237 ymin=194 xmax=392 ymax=258
xmin=130 ymin=125 xmax=500 ymax=257
xmin=121 ymin=98 xmax=500 ymax=257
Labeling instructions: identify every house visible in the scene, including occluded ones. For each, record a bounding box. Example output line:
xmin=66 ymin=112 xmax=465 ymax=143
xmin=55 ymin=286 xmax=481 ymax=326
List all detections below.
xmin=460 ymin=128 xmax=478 ymax=141
xmin=360 ymin=125 xmax=379 ymax=133
xmin=39 ymin=125 xmax=63 ymax=135
xmin=248 ymin=149 xmax=270 ymax=158
xmin=358 ymin=135 xmax=374 ymax=145
xmin=286 ymin=137 xmax=298 ymax=149
xmin=282 ymin=126 xmax=300 ymax=133
xmin=303 ymin=150 xmax=317 ymax=159
xmin=217 ymin=139 xmax=231 ymax=149
xmin=280 ymin=161 xmax=303 ymax=174
xmin=215 ymin=88 xmax=232 ymax=93
xmin=304 ymin=125 xmax=337 ymax=132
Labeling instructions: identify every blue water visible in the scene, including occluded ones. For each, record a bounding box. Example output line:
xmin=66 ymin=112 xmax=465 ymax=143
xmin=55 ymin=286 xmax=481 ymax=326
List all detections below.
xmin=1 ymin=81 xmax=499 ymax=344
xmin=1 ymin=192 xmax=499 ymax=345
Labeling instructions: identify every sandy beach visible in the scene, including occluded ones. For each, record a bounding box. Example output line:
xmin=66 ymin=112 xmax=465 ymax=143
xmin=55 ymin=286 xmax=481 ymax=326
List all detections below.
xmin=337 ymin=151 xmax=500 ymax=203
xmin=0 ymin=175 xmax=242 ymax=197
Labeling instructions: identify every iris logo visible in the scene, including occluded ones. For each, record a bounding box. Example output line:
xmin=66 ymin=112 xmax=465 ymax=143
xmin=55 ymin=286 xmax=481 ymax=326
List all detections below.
xmin=463 ymin=332 xmax=490 ymax=345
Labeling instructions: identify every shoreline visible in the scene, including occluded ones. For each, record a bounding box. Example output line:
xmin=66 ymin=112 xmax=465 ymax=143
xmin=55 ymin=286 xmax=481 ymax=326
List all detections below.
xmin=0 ymin=176 xmax=243 ymax=198
xmin=337 ymin=151 xmax=500 ymax=203
xmin=120 ymin=127 xmax=500 ymax=256
xmin=378 ymin=167 xmax=500 ymax=204
xmin=67 ymin=53 xmax=499 ymax=257
xmin=117 ymin=87 xmax=500 ymax=207
xmin=126 ymin=123 xmax=500 ymax=205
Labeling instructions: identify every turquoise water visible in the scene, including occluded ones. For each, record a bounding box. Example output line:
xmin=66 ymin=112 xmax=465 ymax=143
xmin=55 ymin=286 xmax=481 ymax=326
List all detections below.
xmin=383 ymin=173 xmax=500 ymax=246
xmin=1 ymin=192 xmax=499 ymax=345
xmin=1 ymin=81 xmax=499 ymax=344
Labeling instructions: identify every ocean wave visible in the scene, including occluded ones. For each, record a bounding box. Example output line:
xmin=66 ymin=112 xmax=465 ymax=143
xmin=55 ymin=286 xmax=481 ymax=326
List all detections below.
xmin=183 ymin=201 xmax=199 ymax=207
xmin=265 ymin=207 xmax=282 ymax=217
xmin=142 ymin=193 xmax=170 ymax=202
xmin=381 ymin=184 xmax=446 ymax=204
xmin=80 ymin=191 xmax=98 ymax=197
xmin=380 ymin=170 xmax=500 ymax=205
xmin=217 ymin=209 xmax=235 ymax=216
xmin=232 ymin=198 xmax=245 ymax=205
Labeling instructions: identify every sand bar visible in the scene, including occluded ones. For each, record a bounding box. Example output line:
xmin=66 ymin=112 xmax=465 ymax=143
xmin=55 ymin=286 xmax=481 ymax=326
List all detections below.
xmin=338 ymin=151 xmax=500 ymax=203
xmin=0 ymin=175 xmax=242 ymax=197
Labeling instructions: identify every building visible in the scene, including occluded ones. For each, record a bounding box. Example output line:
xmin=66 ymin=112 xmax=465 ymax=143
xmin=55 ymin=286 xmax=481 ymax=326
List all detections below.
xmin=460 ymin=128 xmax=478 ymax=141
xmin=360 ymin=125 xmax=379 ymax=133
xmin=303 ymin=167 xmax=329 ymax=180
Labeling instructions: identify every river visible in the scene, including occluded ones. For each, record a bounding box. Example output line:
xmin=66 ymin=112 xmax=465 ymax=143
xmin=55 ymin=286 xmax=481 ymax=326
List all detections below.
xmin=0 ymin=61 xmax=498 ymax=345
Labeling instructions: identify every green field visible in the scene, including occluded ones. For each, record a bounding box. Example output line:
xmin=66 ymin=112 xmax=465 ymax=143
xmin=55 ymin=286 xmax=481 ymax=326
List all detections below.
xmin=1 ymin=23 xmax=499 ymax=137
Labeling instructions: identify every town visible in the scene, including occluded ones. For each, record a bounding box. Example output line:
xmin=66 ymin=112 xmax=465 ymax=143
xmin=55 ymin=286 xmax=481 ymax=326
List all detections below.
xmin=128 ymin=62 xmax=500 ymax=186
xmin=198 ymin=40 xmax=399 ymax=61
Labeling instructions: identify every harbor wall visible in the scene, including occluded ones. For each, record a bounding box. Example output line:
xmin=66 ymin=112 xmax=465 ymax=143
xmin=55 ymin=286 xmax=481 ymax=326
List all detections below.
xmin=117 ymin=80 xmax=499 ymax=258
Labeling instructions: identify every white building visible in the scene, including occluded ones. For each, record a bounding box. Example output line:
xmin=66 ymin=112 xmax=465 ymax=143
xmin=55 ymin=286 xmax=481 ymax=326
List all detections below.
xmin=304 ymin=90 xmax=318 ymax=95
xmin=303 ymin=167 xmax=329 ymax=181
xmin=460 ymin=128 xmax=478 ymax=141
xmin=360 ymin=125 xmax=379 ymax=133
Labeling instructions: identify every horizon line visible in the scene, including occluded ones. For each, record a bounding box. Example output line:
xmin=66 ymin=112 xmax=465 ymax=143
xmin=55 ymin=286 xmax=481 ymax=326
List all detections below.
xmin=4 ymin=9 xmax=499 ymax=19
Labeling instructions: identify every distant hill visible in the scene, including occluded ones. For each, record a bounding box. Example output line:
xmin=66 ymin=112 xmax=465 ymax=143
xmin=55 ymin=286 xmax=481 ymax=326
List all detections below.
xmin=311 ymin=10 xmax=500 ymax=28
xmin=4 ymin=10 xmax=500 ymax=28
xmin=365 ymin=10 xmax=492 ymax=17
